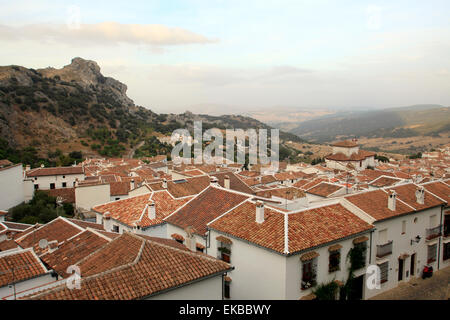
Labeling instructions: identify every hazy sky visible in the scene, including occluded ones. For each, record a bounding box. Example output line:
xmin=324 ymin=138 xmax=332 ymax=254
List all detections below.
xmin=0 ymin=0 xmax=449 ymax=114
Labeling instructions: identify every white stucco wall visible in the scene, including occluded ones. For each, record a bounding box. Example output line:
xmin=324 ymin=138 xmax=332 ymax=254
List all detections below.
xmin=0 ymin=273 xmax=55 ymax=299
xmin=365 ymin=205 xmax=443 ymax=299
xmin=30 ymin=173 xmax=85 ymax=190
xmin=0 ymin=164 xmax=25 ymax=211
xmin=148 ymin=274 xmax=223 ymax=300
xmin=75 ymin=183 xmax=110 ymax=211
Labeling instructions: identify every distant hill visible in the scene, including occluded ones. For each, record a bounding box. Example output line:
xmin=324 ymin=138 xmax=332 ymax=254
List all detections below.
xmin=0 ymin=58 xmax=301 ymax=164
xmin=287 ymin=104 xmax=450 ymax=143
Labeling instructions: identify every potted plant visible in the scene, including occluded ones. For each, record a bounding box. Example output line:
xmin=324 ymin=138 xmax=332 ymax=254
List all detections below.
xmin=218 ymin=246 xmax=231 ymax=262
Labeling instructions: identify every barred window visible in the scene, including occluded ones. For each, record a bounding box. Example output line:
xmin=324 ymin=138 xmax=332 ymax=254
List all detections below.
xmin=378 ymin=261 xmax=389 ymax=283
xmin=427 ymin=244 xmax=437 ymax=263
xmin=329 ymin=250 xmax=340 ymax=272
xmin=444 ymin=242 xmax=450 ymax=261
xmin=301 ymin=258 xmax=318 ymax=290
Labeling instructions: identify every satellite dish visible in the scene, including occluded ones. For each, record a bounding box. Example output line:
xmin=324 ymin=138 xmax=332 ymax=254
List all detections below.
xmin=38 ymin=239 xmax=48 ymax=249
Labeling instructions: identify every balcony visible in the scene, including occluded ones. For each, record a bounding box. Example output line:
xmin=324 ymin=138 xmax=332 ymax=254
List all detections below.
xmin=426 ymin=225 xmax=442 ymax=240
xmin=376 ymin=240 xmax=393 ymax=258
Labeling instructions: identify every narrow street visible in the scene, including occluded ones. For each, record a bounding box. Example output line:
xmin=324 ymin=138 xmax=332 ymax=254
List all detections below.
xmin=127 ymin=140 xmax=145 ymax=159
xmin=370 ymin=266 xmax=450 ymax=300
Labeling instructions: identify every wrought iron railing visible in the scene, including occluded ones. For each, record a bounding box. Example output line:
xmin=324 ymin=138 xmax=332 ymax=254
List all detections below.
xmin=376 ymin=240 xmax=393 ymax=258
xmin=426 ymin=225 xmax=442 ymax=240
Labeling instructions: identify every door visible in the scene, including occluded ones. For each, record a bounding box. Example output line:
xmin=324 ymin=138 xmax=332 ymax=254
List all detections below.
xmin=410 ymin=254 xmax=416 ymax=276
xmin=398 ymin=258 xmax=404 ymax=281
xmin=348 ymin=275 xmax=364 ymax=300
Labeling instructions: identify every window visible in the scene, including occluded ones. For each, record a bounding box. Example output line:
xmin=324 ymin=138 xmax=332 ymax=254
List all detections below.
xmin=115 ymin=198 xmax=120 ymax=201
xmin=414 ymin=217 xmax=418 ymax=224
xmin=196 ymin=247 xmax=204 ymax=253
xmin=62 ymin=175 xmax=65 ymax=178
xmin=444 ymin=243 xmax=450 ymax=261
xmin=34 ymin=177 xmax=37 ymax=181
xmin=112 ymin=225 xmax=119 ymax=233
xmin=62 ymin=182 xmax=67 ymax=188
xmin=301 ymin=258 xmax=317 ymax=290
xmin=34 ymin=184 xmax=39 ymax=190
xmin=351 ymin=242 xmax=367 ymax=270
xmin=218 ymin=242 xmax=231 ymax=263
xmin=329 ymin=250 xmax=341 ymax=272
xmin=402 ymin=221 xmax=406 ymax=234
xmin=224 ymin=280 xmax=231 ymax=299
xmin=73 ymin=181 xmax=76 ymax=187
xmin=445 ymin=215 xmax=450 ymax=237
xmin=50 ymin=183 xmax=55 ymax=189
xmin=175 ymin=239 xmax=184 ymax=244
xmin=378 ymin=261 xmax=389 ymax=283
xmin=427 ymin=244 xmax=437 ymax=263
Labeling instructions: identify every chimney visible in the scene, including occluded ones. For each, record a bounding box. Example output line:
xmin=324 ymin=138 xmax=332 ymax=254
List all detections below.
xmin=184 ymin=226 xmax=197 ymax=252
xmin=415 ymin=186 xmax=425 ymax=204
xmin=147 ymin=201 xmax=156 ymax=219
xmin=130 ymin=179 xmax=135 ymax=190
xmin=224 ymin=175 xmax=230 ymax=189
xmin=256 ymin=201 xmax=265 ymax=223
xmin=388 ymin=190 xmax=396 ymax=211
xmin=210 ymin=176 xmax=219 ymax=185
xmin=162 ymin=178 xmax=167 ymax=189
xmin=25 ymin=165 xmax=31 ymax=172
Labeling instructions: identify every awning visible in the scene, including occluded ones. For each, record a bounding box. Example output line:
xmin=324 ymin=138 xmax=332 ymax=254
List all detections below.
xmin=398 ymin=253 xmax=410 ymax=260
xmin=328 ymin=244 xmax=342 ymax=252
xmin=171 ymin=233 xmax=184 ymax=241
xmin=300 ymin=251 xmax=319 ymax=262
xmin=196 ymin=242 xmax=205 ymax=250
xmin=353 ymin=236 xmax=369 ymax=244
xmin=216 ymin=235 xmax=233 ymax=244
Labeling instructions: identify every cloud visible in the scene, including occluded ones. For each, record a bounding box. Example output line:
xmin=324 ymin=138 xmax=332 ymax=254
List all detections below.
xmin=0 ymin=21 xmax=216 ymax=46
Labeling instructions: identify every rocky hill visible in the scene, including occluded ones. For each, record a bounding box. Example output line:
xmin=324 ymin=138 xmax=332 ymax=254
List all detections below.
xmin=0 ymin=58 xmax=302 ymax=164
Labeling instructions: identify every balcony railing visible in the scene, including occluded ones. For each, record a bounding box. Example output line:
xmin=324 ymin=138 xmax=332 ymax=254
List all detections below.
xmin=426 ymin=225 xmax=442 ymax=240
xmin=376 ymin=240 xmax=393 ymax=258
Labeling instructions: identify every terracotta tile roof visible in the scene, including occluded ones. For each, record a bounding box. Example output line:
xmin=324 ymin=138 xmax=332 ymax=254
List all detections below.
xmin=306 ymin=182 xmax=343 ymax=197
xmin=93 ymin=191 xmax=192 ymax=229
xmin=261 ymin=175 xmax=277 ymax=184
xmin=325 ymin=150 xmax=375 ymax=161
xmin=331 ymin=140 xmax=359 ymax=148
xmin=345 ymin=189 xmax=414 ymax=221
xmin=255 ymin=187 xmax=305 ymax=200
xmin=28 ymin=233 xmax=231 ymax=300
xmin=387 ymin=183 xmax=445 ymax=211
xmin=148 ymin=175 xmax=210 ymax=198
xmin=0 ymin=159 xmax=13 ymax=167
xmin=238 ymin=171 xmax=260 ymax=178
xmin=0 ymin=210 xmax=7 ymax=216
xmin=0 ymin=249 xmax=48 ymax=287
xmin=2 ymin=221 xmax=33 ymax=231
xmin=42 ymin=188 xmax=76 ymax=203
xmin=421 ymin=181 xmax=450 ymax=205
xmin=26 ymin=166 xmax=84 ymax=177
xmin=15 ymin=217 xmax=85 ymax=256
xmin=209 ymin=202 xmax=372 ymax=254
xmin=165 ymin=186 xmax=250 ymax=236
xmin=287 ymin=204 xmax=373 ymax=253
xmin=40 ymin=229 xmax=110 ymax=277
xmin=300 ymin=178 xmax=328 ymax=190
xmin=109 ymin=181 xmax=130 ymax=196
xmin=0 ymin=239 xmax=19 ymax=252
xmin=67 ymin=219 xmax=105 ymax=231
xmin=210 ymin=172 xmax=255 ymax=195
xmin=369 ymin=176 xmax=403 ymax=188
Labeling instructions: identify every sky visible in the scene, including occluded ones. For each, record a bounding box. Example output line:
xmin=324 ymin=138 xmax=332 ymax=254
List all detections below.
xmin=0 ymin=0 xmax=449 ymax=114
